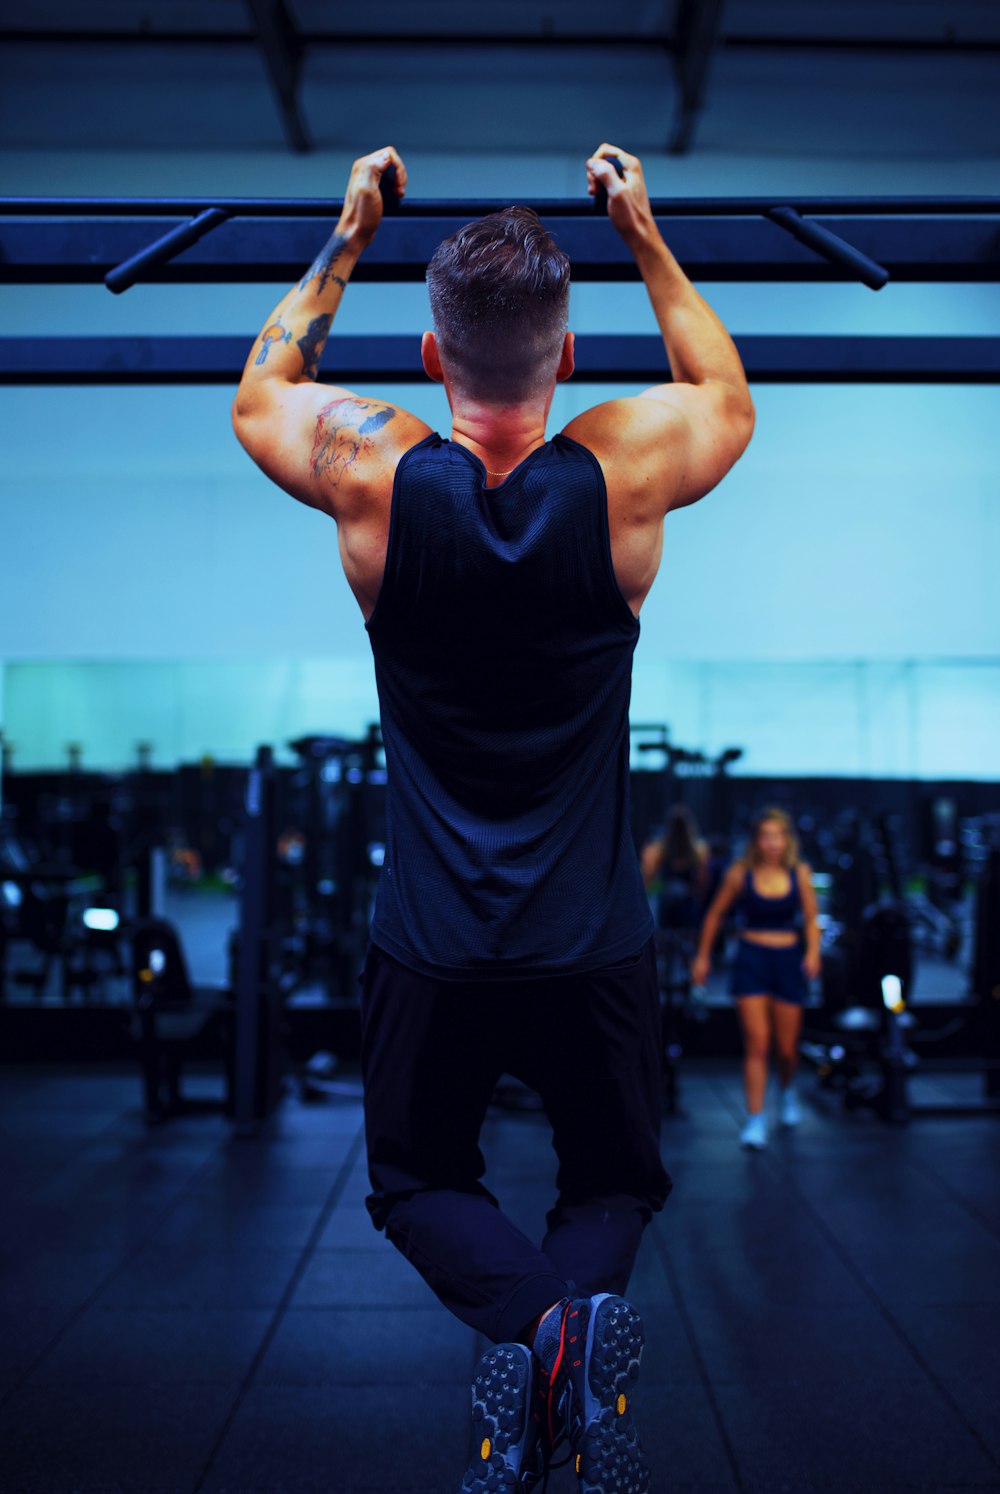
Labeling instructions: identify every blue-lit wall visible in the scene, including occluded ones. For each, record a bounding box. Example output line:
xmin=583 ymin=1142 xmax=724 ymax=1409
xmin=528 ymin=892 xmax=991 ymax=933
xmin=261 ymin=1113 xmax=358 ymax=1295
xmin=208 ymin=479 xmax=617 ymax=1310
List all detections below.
xmin=1 ymin=42 xmax=999 ymax=780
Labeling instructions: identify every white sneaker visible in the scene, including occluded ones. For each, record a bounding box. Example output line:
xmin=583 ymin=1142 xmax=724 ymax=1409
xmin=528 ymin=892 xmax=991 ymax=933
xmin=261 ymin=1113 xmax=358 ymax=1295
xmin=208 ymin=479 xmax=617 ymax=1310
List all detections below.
xmin=778 ymin=1086 xmax=803 ymax=1127
xmin=739 ymin=1111 xmax=768 ymax=1149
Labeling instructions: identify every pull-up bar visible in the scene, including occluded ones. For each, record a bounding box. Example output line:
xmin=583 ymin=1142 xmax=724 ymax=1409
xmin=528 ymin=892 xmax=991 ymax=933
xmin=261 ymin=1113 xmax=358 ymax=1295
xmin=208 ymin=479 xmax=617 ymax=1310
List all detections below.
xmin=99 ymin=187 xmax=894 ymax=295
xmin=1 ymin=196 xmax=998 ymax=291
xmin=3 ymin=195 xmax=998 ymax=216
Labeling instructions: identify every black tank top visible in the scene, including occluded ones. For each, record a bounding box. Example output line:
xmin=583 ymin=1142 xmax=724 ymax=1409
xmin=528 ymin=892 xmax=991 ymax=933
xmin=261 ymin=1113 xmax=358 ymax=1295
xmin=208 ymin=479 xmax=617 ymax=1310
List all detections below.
xmin=365 ymin=431 xmax=653 ymax=980
xmin=737 ymin=865 xmax=803 ymax=932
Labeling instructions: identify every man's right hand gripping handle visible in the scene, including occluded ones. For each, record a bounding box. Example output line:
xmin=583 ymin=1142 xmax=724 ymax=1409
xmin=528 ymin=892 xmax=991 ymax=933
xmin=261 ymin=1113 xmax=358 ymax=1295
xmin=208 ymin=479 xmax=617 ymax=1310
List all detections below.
xmin=586 ymin=143 xmax=657 ymax=249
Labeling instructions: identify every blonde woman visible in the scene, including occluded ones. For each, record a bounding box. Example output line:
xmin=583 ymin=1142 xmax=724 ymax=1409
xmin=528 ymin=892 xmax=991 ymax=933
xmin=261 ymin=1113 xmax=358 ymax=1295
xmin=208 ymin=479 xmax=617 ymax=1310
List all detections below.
xmin=692 ymin=808 xmax=821 ymax=1148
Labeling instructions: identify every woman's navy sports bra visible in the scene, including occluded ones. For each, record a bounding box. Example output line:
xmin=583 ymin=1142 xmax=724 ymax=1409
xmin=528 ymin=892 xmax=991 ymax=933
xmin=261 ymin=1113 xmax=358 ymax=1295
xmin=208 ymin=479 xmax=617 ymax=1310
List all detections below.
xmin=738 ymin=864 xmax=802 ymax=932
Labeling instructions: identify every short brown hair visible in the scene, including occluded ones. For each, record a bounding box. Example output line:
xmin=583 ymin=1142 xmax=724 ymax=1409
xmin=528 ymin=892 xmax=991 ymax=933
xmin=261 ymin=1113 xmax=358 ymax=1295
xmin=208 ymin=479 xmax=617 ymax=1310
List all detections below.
xmin=426 ymin=206 xmax=570 ymax=403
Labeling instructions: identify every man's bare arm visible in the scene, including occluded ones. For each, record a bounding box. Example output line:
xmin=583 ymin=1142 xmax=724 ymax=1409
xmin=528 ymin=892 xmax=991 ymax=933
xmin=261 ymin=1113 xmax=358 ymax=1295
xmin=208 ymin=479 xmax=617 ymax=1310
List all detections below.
xmin=231 ymin=147 xmax=427 ymax=515
xmin=569 ymin=144 xmax=755 ymax=516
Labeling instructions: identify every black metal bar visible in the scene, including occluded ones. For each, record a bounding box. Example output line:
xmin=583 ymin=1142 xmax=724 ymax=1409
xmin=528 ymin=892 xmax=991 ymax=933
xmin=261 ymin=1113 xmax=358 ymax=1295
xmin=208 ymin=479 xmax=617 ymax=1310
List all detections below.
xmin=3 ymin=28 xmax=999 ymax=53
xmin=3 ymin=195 xmax=999 ymax=217
xmin=4 ymin=335 xmax=999 ymax=386
xmin=0 ymin=28 xmax=674 ymax=48
xmin=104 ymin=207 xmax=231 ymax=294
xmin=722 ymin=34 xmax=1000 ymax=54
xmin=4 ymin=216 xmax=996 ymax=285
xmin=766 ymin=206 xmax=891 ymax=291
xmin=233 ymin=744 xmax=283 ymax=1131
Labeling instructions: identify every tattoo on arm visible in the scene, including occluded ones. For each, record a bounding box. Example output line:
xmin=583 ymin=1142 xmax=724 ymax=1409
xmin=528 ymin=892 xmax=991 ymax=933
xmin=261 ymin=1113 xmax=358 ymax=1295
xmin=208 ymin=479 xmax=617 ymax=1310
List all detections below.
xmin=297 ymin=315 xmax=333 ymax=380
xmin=311 ymin=398 xmax=397 ymax=485
xmin=298 ymin=232 xmax=350 ymax=295
xmin=255 ymin=321 xmax=292 ymax=365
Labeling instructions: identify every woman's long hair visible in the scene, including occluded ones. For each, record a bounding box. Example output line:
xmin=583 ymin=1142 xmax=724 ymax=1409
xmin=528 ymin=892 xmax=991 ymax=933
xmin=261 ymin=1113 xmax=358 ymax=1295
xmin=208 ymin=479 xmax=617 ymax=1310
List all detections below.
xmin=742 ymin=806 xmax=800 ymax=869
xmin=662 ymin=804 xmax=702 ymax=870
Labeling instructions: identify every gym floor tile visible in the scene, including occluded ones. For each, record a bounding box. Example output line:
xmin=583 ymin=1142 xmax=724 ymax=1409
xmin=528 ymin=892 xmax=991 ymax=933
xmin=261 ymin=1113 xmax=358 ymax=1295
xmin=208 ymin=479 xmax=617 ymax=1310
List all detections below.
xmin=316 ymin=1199 xmax=384 ymax=1248
xmin=655 ymin=1161 xmax=793 ymax=1207
xmin=0 ymin=1304 xmax=76 ymax=1391
xmin=886 ymin=1302 xmax=1000 ymax=1461
xmin=200 ymin=1382 xmax=468 ymax=1493
xmin=657 ymin=1232 xmax=866 ymax=1307
xmin=289 ymin=1246 xmax=441 ymax=1309
xmin=0 ymin=1247 xmax=124 ymax=1312
xmin=635 ymin=1381 xmax=739 ymax=1487
xmin=3 ymin=1196 xmax=180 ymax=1255
xmin=681 ymin=1299 xmax=928 ymax=1385
xmin=803 ymin=1189 xmax=986 ymax=1246
xmin=0 ymin=1106 xmax=129 ymax=1140
xmin=842 ymin=1228 xmax=1000 ymax=1305
xmin=0 ymin=1378 xmax=235 ymax=1493
xmin=256 ymin=1304 xmax=476 ymax=1386
xmin=265 ymin=1100 xmax=366 ymax=1137
xmin=25 ymin=1305 xmax=273 ymax=1386
xmin=713 ymin=1378 xmax=1000 ymax=1488
xmin=187 ymin=1158 xmax=344 ymax=1206
xmin=95 ymin=1244 xmax=302 ymax=1309
xmin=212 ymin=1135 xmax=361 ymax=1171
xmin=154 ymin=1195 xmax=325 ymax=1250
xmin=619 ymin=1298 xmax=704 ymax=1386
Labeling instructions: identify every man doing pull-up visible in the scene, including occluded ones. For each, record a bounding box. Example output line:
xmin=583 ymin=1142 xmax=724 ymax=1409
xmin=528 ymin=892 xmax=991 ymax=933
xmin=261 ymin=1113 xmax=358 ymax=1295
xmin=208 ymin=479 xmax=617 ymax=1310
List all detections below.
xmin=233 ymin=142 xmax=754 ymax=1494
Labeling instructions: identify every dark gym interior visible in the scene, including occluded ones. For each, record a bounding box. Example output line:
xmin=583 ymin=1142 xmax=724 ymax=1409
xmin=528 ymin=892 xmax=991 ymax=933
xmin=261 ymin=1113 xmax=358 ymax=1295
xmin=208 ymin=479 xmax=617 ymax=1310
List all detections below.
xmin=2 ymin=3 xmax=999 ymax=1492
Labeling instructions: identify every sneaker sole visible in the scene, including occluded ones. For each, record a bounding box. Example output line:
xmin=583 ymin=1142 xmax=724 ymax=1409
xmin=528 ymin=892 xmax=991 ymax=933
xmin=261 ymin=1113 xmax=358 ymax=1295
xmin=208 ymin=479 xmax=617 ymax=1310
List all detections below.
xmin=460 ymin=1343 xmax=538 ymax=1493
xmin=576 ymin=1295 xmax=649 ymax=1494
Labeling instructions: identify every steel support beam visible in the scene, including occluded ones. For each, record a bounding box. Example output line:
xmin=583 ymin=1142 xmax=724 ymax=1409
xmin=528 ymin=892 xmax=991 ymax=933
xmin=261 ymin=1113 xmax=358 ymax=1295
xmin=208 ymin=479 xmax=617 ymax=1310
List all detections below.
xmin=2 ymin=214 xmax=997 ymax=285
xmin=3 ymin=28 xmax=997 ymax=54
xmin=3 ymin=336 xmax=999 ymax=386
xmin=245 ymin=0 xmax=309 ymax=153
xmin=670 ymin=0 xmax=725 ymax=154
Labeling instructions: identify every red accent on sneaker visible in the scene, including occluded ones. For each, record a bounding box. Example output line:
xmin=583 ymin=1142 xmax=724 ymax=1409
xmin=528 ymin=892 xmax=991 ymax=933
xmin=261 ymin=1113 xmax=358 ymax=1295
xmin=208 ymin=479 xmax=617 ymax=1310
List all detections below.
xmin=546 ymin=1306 xmax=570 ymax=1447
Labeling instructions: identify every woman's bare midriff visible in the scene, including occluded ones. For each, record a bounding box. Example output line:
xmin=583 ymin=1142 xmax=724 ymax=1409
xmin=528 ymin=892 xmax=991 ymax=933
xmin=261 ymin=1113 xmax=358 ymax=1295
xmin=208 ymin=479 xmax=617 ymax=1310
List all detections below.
xmin=741 ymin=930 xmax=800 ymax=949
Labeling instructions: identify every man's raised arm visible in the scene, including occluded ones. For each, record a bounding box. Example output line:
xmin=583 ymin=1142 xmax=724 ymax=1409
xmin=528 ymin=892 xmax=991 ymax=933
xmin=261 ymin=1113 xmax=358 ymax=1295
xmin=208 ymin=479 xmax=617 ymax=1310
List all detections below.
xmin=572 ymin=144 xmax=755 ymax=514
xmin=231 ymin=146 xmax=410 ymax=512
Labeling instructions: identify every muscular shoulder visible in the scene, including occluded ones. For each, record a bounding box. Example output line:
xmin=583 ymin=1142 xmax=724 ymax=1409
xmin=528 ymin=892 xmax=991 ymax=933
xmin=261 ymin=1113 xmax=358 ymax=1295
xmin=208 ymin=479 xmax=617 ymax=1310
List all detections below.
xmin=309 ymin=394 xmax=432 ymax=516
xmin=563 ymin=381 xmax=753 ymax=520
xmin=233 ymin=380 xmax=431 ymax=521
xmin=561 ymin=397 xmax=685 ymax=514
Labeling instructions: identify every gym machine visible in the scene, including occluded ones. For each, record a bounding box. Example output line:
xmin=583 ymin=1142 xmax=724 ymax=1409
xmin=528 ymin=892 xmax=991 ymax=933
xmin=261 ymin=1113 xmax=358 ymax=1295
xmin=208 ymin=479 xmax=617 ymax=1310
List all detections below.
xmin=801 ymin=840 xmax=1000 ymax=1122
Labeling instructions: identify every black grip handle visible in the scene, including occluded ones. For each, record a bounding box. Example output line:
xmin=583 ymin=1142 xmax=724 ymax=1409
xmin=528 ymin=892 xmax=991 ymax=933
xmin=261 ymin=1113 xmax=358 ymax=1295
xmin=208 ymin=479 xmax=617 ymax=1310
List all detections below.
xmin=379 ymin=163 xmax=402 ymax=215
xmin=594 ymin=154 xmax=626 ymax=214
xmin=104 ymin=207 xmax=229 ymax=294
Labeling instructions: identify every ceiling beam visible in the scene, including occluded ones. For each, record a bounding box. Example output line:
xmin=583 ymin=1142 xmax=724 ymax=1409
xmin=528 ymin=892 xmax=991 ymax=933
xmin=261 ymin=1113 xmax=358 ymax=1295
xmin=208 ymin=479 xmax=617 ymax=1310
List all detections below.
xmin=244 ymin=0 xmax=310 ymax=153
xmin=3 ymin=335 xmax=999 ymax=386
xmin=670 ymin=0 xmax=725 ymax=154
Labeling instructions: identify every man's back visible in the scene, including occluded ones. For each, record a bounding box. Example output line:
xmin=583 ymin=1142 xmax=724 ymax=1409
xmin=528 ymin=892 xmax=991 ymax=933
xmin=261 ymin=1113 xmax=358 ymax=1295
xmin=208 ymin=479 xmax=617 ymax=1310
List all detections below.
xmin=366 ymin=430 xmax=652 ymax=978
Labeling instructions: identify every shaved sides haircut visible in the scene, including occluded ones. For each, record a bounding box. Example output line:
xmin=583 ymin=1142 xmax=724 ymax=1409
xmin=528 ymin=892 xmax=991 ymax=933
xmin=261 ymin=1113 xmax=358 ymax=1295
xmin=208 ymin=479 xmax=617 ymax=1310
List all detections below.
xmin=426 ymin=206 xmax=571 ymax=404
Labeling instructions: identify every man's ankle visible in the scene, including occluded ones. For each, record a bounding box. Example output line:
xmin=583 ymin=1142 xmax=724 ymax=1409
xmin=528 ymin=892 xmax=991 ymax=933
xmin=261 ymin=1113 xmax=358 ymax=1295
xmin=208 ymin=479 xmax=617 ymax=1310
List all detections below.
xmin=525 ymin=1299 xmax=562 ymax=1348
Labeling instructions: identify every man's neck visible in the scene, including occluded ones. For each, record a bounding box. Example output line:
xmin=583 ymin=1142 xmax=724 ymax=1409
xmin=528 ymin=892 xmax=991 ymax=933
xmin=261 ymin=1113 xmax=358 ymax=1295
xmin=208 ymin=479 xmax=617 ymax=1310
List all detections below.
xmin=449 ymin=401 xmax=548 ymax=475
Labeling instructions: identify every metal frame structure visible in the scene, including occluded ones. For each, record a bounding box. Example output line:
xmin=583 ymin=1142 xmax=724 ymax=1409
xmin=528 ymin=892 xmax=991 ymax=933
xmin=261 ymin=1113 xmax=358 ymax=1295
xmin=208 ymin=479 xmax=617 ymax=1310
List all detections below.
xmin=2 ymin=194 xmax=999 ymax=386
xmin=5 ymin=4 xmax=999 ymax=155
